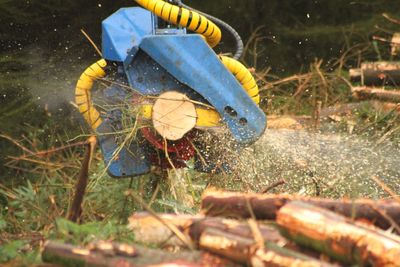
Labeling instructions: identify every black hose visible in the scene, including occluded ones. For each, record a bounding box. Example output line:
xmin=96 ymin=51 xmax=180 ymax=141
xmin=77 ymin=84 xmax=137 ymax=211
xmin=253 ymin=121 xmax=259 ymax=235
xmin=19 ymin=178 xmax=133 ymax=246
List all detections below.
xmin=172 ymin=0 xmax=244 ymax=60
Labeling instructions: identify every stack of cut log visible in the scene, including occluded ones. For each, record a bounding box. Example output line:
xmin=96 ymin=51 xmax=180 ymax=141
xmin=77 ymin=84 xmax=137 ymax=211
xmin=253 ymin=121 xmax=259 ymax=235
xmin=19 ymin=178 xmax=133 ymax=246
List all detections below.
xmin=350 ymin=31 xmax=400 ymax=106
xmin=42 ymin=189 xmax=400 ymax=267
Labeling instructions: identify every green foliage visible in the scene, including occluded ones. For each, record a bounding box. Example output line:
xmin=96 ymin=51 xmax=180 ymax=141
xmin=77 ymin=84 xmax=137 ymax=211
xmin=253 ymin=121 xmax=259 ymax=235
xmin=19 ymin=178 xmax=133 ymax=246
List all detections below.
xmin=0 ymin=240 xmax=26 ymax=263
xmin=52 ymin=218 xmax=135 ymax=245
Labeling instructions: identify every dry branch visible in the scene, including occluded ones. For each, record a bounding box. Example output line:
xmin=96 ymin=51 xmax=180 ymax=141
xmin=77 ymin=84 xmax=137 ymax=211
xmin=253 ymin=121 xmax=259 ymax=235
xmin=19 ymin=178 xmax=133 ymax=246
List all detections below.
xmin=277 ymin=201 xmax=400 ymax=266
xmin=201 ymin=190 xmax=400 ymax=230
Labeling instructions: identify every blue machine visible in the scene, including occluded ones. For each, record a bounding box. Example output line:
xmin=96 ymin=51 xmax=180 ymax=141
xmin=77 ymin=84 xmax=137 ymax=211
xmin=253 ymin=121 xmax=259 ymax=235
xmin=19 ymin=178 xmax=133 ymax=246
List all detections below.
xmin=77 ymin=3 xmax=266 ymax=178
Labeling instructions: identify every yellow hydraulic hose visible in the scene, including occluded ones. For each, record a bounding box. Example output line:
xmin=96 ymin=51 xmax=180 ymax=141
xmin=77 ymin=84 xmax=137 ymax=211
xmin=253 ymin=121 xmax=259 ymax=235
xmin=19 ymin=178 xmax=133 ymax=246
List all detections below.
xmin=134 ymin=0 xmax=221 ymax=47
xmin=75 ymin=59 xmax=107 ymax=130
xmin=220 ymin=56 xmax=260 ymax=105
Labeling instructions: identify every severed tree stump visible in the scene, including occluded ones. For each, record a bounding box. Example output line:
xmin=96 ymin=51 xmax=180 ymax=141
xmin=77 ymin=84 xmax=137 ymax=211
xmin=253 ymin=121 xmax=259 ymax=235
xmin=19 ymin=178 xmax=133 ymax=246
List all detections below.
xmin=276 ymin=201 xmax=400 ymax=266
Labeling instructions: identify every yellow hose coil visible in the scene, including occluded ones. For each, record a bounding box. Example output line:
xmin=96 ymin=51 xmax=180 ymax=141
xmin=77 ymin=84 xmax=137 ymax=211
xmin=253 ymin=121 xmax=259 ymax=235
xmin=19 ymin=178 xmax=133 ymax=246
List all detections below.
xmin=134 ymin=0 xmax=221 ymax=47
xmin=219 ymin=56 xmax=260 ymax=105
xmin=75 ymin=59 xmax=107 ymax=130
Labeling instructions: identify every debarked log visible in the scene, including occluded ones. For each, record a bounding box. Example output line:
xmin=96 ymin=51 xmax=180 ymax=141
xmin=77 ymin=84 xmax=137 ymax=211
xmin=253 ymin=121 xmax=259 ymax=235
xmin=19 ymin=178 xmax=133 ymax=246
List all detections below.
xmin=276 ymin=201 xmax=400 ymax=266
xmin=199 ymin=228 xmax=338 ymax=267
xmin=128 ymin=213 xmax=286 ymax=247
xmin=201 ymin=190 xmax=400 ymax=230
xmin=42 ymin=241 xmax=236 ymax=267
xmin=352 ymin=86 xmax=400 ymax=103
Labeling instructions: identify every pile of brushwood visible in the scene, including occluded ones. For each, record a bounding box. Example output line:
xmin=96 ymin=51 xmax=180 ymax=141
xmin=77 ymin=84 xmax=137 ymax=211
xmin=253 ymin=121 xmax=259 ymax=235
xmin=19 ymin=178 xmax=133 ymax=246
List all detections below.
xmin=42 ymin=189 xmax=400 ymax=267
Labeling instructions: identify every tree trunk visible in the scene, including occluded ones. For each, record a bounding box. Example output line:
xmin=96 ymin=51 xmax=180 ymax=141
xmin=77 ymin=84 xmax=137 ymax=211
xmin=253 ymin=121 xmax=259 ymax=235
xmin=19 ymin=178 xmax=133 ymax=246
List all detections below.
xmin=352 ymin=86 xmax=400 ymax=103
xmin=199 ymin=228 xmax=337 ymax=267
xmin=276 ymin=201 xmax=400 ymax=266
xmin=201 ymin=190 xmax=400 ymax=230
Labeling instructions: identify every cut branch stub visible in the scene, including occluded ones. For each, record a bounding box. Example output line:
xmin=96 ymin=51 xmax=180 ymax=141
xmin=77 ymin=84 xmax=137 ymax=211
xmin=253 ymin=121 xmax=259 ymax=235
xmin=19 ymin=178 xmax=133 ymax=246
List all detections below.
xmin=152 ymin=91 xmax=197 ymax=141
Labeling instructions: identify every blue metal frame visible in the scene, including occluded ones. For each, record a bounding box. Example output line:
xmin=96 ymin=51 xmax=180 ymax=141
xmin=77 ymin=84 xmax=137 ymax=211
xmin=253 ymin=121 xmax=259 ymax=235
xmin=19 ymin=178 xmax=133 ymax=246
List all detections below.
xmin=99 ymin=6 xmax=266 ymax=177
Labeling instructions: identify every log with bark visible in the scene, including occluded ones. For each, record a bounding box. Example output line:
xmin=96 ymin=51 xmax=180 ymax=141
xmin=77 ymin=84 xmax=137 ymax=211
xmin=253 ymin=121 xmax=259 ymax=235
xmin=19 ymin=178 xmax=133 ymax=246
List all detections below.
xmin=128 ymin=212 xmax=286 ymax=248
xmin=277 ymin=201 xmax=400 ymax=266
xmin=352 ymin=86 xmax=400 ymax=103
xmin=350 ymin=62 xmax=400 ymax=86
xmin=201 ymin=189 xmax=400 ymax=230
xmin=42 ymin=241 xmax=237 ymax=267
xmin=198 ymin=228 xmax=338 ymax=267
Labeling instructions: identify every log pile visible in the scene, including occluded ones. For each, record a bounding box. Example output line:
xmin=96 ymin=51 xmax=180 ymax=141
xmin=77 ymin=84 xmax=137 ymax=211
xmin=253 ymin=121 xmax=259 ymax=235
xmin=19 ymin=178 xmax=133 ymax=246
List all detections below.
xmin=42 ymin=190 xmax=400 ymax=267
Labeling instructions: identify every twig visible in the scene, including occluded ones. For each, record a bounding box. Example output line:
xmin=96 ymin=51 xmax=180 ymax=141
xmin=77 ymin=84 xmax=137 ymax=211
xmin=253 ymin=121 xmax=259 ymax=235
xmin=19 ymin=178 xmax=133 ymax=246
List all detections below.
xmin=368 ymin=204 xmax=400 ymax=233
xmin=81 ymin=29 xmax=103 ymax=57
xmin=383 ymin=13 xmax=400 ymax=25
xmin=371 ymin=176 xmax=400 ymax=202
xmin=314 ymin=100 xmax=322 ymax=129
xmin=260 ymin=179 xmax=286 ymax=194
xmin=126 ymin=191 xmax=195 ymax=250
xmin=0 ymin=134 xmax=36 ymax=155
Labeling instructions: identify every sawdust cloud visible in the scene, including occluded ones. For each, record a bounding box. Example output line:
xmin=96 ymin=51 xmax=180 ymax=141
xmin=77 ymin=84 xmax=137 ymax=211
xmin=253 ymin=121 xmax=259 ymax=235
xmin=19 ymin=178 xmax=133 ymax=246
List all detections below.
xmin=214 ymin=129 xmax=400 ymax=198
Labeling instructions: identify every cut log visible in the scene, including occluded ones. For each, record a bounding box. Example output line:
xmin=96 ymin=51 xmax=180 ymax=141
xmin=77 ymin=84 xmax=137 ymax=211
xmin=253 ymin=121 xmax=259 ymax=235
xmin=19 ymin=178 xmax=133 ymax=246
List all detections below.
xmin=42 ymin=241 xmax=237 ymax=267
xmin=277 ymin=201 xmax=400 ymax=266
xmin=391 ymin=33 xmax=400 ymax=56
xmin=152 ymin=91 xmax=197 ymax=141
xmin=201 ymin=190 xmax=400 ymax=230
xmin=199 ymin=228 xmax=337 ymax=267
xmin=350 ymin=62 xmax=400 ymax=86
xmin=128 ymin=213 xmax=286 ymax=247
xmin=352 ymin=86 xmax=400 ymax=103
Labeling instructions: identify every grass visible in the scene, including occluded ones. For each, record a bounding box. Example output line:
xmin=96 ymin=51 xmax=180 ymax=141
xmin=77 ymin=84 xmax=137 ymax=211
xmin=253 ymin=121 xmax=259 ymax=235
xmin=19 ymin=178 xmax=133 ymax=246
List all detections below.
xmin=2 ymin=27 xmax=400 ymax=266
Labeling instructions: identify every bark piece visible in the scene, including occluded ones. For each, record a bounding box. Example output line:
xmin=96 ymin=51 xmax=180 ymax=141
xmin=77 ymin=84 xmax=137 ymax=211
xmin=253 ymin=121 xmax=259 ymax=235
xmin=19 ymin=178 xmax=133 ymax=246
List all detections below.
xmin=201 ymin=190 xmax=400 ymax=230
xmin=276 ymin=201 xmax=400 ymax=266
xmin=199 ymin=228 xmax=337 ymax=267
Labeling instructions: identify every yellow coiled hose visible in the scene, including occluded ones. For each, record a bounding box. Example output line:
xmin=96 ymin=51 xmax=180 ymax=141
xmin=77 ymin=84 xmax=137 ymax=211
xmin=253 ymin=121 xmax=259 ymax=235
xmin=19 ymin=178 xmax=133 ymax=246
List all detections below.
xmin=134 ymin=0 xmax=221 ymax=47
xmin=220 ymin=56 xmax=260 ymax=105
xmin=75 ymin=59 xmax=107 ymax=130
